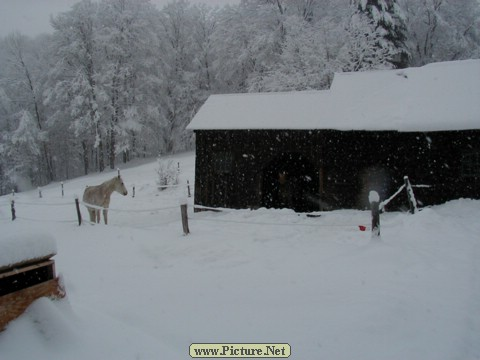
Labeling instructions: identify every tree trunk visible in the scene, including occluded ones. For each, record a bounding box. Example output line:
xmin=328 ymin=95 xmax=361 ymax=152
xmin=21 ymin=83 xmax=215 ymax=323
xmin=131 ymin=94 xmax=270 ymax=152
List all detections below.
xmin=99 ymin=141 xmax=105 ymax=172
xmin=109 ymin=126 xmax=116 ymax=170
xmin=82 ymin=141 xmax=89 ymax=175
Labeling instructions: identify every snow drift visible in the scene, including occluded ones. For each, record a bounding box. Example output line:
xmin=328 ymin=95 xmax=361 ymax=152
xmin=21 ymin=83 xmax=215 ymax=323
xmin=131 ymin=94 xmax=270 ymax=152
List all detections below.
xmin=0 ymin=152 xmax=479 ymax=359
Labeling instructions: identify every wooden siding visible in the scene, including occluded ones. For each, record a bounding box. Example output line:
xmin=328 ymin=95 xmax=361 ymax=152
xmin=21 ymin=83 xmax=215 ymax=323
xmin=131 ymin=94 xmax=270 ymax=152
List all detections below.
xmin=194 ymin=129 xmax=480 ymax=211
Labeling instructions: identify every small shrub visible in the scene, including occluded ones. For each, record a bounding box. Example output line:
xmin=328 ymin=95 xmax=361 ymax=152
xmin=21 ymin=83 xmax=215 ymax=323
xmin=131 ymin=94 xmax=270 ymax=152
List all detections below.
xmin=156 ymin=157 xmax=179 ymax=191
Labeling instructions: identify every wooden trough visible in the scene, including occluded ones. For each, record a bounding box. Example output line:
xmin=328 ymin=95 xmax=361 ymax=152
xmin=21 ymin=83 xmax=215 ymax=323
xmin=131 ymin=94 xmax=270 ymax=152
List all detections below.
xmin=0 ymin=253 xmax=65 ymax=331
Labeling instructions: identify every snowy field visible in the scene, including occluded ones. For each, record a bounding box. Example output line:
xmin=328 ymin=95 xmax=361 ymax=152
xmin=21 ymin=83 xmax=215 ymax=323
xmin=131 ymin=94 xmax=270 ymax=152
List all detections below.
xmin=1 ymin=151 xmax=479 ymax=360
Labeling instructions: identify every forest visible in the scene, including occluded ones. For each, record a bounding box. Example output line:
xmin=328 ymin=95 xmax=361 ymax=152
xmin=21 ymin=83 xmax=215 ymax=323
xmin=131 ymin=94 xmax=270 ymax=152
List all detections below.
xmin=0 ymin=0 xmax=479 ymax=194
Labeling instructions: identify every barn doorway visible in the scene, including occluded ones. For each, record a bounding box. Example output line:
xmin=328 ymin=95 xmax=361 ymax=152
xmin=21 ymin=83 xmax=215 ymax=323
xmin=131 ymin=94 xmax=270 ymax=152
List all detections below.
xmin=261 ymin=152 xmax=318 ymax=212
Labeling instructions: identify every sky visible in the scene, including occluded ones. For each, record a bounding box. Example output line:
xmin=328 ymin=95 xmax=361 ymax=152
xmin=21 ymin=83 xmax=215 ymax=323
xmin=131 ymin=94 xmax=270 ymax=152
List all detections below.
xmin=0 ymin=0 xmax=239 ymax=38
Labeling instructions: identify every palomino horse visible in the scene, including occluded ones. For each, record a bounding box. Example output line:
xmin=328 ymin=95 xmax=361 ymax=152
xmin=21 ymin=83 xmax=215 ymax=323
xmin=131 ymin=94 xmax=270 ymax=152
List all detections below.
xmin=83 ymin=175 xmax=128 ymax=224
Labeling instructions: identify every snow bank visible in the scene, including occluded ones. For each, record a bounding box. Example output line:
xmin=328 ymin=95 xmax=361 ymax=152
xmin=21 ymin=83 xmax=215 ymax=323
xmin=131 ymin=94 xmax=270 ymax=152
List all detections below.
xmin=188 ymin=59 xmax=480 ymax=131
xmin=0 ymin=153 xmax=479 ymax=360
xmin=0 ymin=227 xmax=57 ymax=268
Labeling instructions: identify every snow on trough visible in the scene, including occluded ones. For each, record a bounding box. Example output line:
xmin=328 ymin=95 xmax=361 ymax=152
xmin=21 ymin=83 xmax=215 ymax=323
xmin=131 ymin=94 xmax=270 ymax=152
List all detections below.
xmin=0 ymin=152 xmax=479 ymax=359
xmin=0 ymin=231 xmax=56 ymax=269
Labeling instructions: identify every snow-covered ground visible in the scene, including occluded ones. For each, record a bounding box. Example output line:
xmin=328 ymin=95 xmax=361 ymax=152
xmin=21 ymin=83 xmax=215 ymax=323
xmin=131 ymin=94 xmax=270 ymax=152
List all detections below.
xmin=1 ymin=151 xmax=479 ymax=359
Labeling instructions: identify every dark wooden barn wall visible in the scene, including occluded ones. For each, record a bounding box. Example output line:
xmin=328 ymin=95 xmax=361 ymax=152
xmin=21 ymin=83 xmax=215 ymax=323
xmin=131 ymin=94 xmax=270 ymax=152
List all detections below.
xmin=194 ymin=129 xmax=480 ymax=211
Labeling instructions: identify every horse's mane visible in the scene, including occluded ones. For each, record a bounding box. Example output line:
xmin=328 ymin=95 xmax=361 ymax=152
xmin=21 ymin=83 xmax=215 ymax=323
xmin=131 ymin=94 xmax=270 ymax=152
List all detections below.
xmin=102 ymin=176 xmax=122 ymax=186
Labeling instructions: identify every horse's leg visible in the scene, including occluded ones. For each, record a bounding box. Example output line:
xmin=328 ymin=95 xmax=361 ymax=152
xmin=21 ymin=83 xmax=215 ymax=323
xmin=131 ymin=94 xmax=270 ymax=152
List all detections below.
xmin=103 ymin=209 xmax=108 ymax=225
xmin=88 ymin=209 xmax=95 ymax=223
xmin=96 ymin=210 xmax=101 ymax=223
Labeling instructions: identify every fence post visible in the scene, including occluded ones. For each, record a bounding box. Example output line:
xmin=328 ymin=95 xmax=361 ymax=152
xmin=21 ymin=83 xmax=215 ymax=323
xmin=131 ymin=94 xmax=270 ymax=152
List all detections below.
xmin=132 ymin=184 xmax=135 ymax=198
xmin=11 ymin=199 xmax=16 ymax=221
xmin=180 ymin=202 xmax=190 ymax=235
xmin=61 ymin=182 xmax=64 ymax=197
xmin=369 ymin=190 xmax=380 ymax=238
xmin=75 ymin=196 xmax=82 ymax=226
xmin=38 ymin=187 xmax=42 ymax=198
xmin=404 ymin=176 xmax=417 ymax=214
xmin=187 ymin=180 xmax=191 ymax=198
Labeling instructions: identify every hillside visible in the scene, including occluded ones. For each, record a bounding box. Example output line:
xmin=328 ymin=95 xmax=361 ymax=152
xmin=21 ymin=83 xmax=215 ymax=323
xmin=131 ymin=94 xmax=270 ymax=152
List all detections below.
xmin=1 ymin=151 xmax=479 ymax=359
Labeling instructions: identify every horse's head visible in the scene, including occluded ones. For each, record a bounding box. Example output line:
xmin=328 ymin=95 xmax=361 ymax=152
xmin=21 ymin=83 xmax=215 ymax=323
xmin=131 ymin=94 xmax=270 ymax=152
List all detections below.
xmin=116 ymin=175 xmax=128 ymax=196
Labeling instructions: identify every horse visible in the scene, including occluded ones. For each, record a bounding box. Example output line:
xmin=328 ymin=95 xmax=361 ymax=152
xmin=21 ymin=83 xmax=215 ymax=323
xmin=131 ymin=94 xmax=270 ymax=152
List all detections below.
xmin=82 ymin=175 xmax=128 ymax=224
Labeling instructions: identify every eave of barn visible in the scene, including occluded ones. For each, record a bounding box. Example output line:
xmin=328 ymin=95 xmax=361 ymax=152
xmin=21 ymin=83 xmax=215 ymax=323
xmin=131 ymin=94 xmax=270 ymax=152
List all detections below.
xmin=193 ymin=129 xmax=480 ymax=211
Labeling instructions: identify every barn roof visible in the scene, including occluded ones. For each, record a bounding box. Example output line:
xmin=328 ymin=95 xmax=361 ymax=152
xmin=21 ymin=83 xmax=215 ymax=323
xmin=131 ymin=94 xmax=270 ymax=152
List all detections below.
xmin=187 ymin=59 xmax=480 ymax=132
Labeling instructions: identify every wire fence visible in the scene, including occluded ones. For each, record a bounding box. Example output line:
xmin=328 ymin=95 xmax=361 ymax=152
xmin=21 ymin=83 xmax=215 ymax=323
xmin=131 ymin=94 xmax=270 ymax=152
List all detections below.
xmin=191 ymin=204 xmax=369 ymax=230
xmin=14 ymin=200 xmax=73 ymax=207
xmin=2 ymin=178 xmax=193 ymax=225
xmin=3 ymin=196 xmax=189 ymax=229
xmin=3 ymin=193 xmax=371 ymax=234
xmin=14 ymin=216 xmax=77 ymax=224
xmin=7 ymin=175 xmax=427 ymax=235
xmin=80 ymin=201 xmax=179 ymax=213
xmin=190 ymin=215 xmax=367 ymax=230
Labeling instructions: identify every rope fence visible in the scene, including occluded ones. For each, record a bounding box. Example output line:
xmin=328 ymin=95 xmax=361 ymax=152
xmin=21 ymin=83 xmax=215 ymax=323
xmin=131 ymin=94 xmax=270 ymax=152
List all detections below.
xmin=3 ymin=192 xmax=371 ymax=235
xmin=8 ymin=173 xmax=429 ymax=236
xmin=3 ymin=172 xmax=427 ymax=238
xmin=80 ymin=201 xmax=179 ymax=213
xmin=191 ymin=204 xmax=369 ymax=231
xmin=3 ymin=177 xmax=194 ymax=230
xmin=4 ymin=191 xmax=191 ymax=235
xmin=190 ymin=215 xmax=367 ymax=230
xmin=15 ymin=216 xmax=77 ymax=224
xmin=13 ymin=200 xmax=74 ymax=207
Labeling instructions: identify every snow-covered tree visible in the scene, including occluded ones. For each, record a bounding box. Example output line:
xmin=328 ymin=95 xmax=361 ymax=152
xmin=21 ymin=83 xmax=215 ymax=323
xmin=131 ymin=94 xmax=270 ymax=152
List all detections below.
xmin=0 ymin=0 xmax=478 ymax=192
xmin=97 ymin=0 xmax=160 ymax=169
xmin=156 ymin=156 xmax=179 ymax=190
xmin=337 ymin=10 xmax=397 ymax=71
xmin=2 ymin=33 xmax=54 ymax=184
xmin=401 ymin=0 xmax=480 ymax=66
xmin=356 ymin=0 xmax=410 ymax=68
xmin=252 ymin=15 xmax=332 ymax=91
xmin=0 ymin=87 xmax=15 ymax=194
xmin=190 ymin=4 xmax=219 ymax=93
xmin=3 ymin=110 xmax=45 ymax=188
xmin=213 ymin=1 xmax=284 ymax=92
xmin=48 ymin=0 xmax=162 ymax=172
xmin=48 ymin=0 xmax=104 ymax=174
xmin=155 ymin=0 xmax=203 ymax=153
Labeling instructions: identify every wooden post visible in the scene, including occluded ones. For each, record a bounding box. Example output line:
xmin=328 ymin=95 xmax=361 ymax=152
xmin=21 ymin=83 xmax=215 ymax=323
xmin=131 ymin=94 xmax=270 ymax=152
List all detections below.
xmin=369 ymin=190 xmax=380 ymax=238
xmin=11 ymin=200 xmax=16 ymax=221
xmin=38 ymin=187 xmax=42 ymax=198
xmin=61 ymin=182 xmax=64 ymax=197
xmin=404 ymin=176 xmax=417 ymax=214
xmin=75 ymin=196 xmax=82 ymax=226
xmin=187 ymin=180 xmax=191 ymax=198
xmin=180 ymin=203 xmax=190 ymax=235
xmin=132 ymin=185 xmax=135 ymax=198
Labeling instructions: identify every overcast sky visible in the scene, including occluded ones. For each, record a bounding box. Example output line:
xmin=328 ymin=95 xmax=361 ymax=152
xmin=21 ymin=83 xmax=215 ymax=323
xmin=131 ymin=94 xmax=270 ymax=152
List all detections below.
xmin=0 ymin=0 xmax=239 ymax=38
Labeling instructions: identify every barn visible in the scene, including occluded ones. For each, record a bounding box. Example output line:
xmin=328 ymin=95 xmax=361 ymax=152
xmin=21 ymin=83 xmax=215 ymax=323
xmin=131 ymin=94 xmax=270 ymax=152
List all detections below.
xmin=187 ymin=60 xmax=480 ymax=212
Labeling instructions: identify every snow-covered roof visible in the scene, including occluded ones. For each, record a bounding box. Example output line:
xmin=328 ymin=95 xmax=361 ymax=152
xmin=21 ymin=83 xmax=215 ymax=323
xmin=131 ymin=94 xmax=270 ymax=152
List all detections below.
xmin=187 ymin=59 xmax=480 ymax=132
